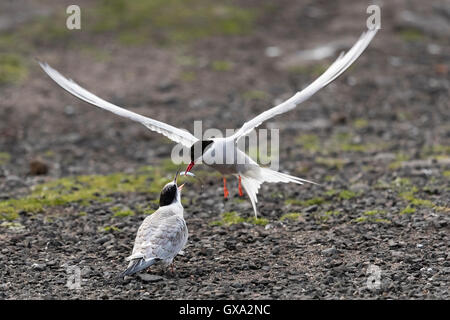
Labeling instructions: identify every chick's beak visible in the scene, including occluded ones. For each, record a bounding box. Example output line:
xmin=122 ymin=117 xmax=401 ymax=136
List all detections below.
xmin=174 ymin=170 xmax=180 ymax=184
xmin=178 ymin=183 xmax=185 ymax=191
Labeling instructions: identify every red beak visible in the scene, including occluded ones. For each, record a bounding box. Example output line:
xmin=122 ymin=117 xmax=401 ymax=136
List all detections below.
xmin=185 ymin=161 xmax=195 ymax=174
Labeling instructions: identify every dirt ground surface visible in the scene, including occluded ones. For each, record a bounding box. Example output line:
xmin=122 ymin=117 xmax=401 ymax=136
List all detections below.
xmin=0 ymin=0 xmax=449 ymax=299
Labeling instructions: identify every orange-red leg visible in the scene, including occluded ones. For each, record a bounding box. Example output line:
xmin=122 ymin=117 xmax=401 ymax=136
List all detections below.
xmin=223 ymin=177 xmax=229 ymax=198
xmin=238 ymin=176 xmax=244 ymax=196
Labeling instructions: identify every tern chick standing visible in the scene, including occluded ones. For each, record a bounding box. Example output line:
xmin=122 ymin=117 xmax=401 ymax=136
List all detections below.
xmin=39 ymin=28 xmax=377 ymax=216
xmin=120 ymin=173 xmax=187 ymax=277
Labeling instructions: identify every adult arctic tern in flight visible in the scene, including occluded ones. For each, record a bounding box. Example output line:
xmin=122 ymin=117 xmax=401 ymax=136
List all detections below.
xmin=39 ymin=28 xmax=377 ymax=216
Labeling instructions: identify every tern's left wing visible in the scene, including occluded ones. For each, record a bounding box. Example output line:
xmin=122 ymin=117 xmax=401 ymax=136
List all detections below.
xmin=230 ymin=28 xmax=378 ymax=141
xmin=39 ymin=62 xmax=198 ymax=148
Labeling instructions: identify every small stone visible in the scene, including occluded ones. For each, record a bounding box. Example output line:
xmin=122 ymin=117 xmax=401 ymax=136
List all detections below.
xmin=4 ymin=176 xmax=27 ymax=188
xmin=305 ymin=205 xmax=318 ymax=213
xmin=46 ymin=260 xmax=57 ymax=267
xmin=64 ymin=105 xmax=75 ymax=115
xmin=95 ymin=236 xmax=109 ymax=245
xmin=157 ymin=81 xmax=176 ymax=92
xmin=350 ymin=183 xmax=369 ymax=193
xmin=427 ymin=44 xmax=441 ymax=55
xmin=29 ymin=160 xmax=48 ymax=175
xmin=138 ymin=274 xmax=164 ymax=283
xmin=199 ymin=247 xmax=214 ymax=256
xmin=265 ymin=46 xmax=282 ymax=58
xmin=391 ymin=251 xmax=403 ymax=257
xmin=272 ymin=246 xmax=280 ymax=255
xmin=388 ymin=240 xmax=398 ymax=248
xmin=31 ymin=263 xmax=46 ymax=271
xmin=322 ymin=247 xmax=337 ymax=256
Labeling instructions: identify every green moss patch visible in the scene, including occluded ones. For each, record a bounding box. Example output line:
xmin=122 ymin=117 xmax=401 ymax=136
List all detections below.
xmin=363 ymin=209 xmax=386 ymax=216
xmin=392 ymin=177 xmax=414 ymax=192
xmin=280 ymin=212 xmax=302 ymax=221
xmin=398 ymin=28 xmax=425 ymax=42
xmin=296 ymin=134 xmax=320 ymax=153
xmin=316 ymin=210 xmax=341 ymax=222
xmin=0 ymin=221 xmax=25 ymax=231
xmin=287 ymin=63 xmax=328 ymax=76
xmin=0 ymin=54 xmax=27 ymax=86
xmin=211 ymin=60 xmax=233 ymax=71
xmin=421 ymin=144 xmax=450 ymax=158
xmin=390 ymin=177 xmax=441 ymax=211
xmin=211 ymin=211 xmax=268 ymax=226
xmin=400 ymin=193 xmax=434 ymax=208
xmin=337 ymin=190 xmax=358 ymax=200
xmin=353 ymin=215 xmax=391 ymax=224
xmin=296 ymin=132 xmax=390 ymax=155
xmin=285 ymin=197 xmax=326 ymax=207
xmin=330 ymin=132 xmax=389 ymax=153
xmin=134 ymin=204 xmax=156 ymax=215
xmin=112 ymin=206 xmax=135 ymax=217
xmin=285 ymin=190 xmax=359 ymax=210
xmin=179 ymin=71 xmax=196 ymax=82
xmin=92 ymin=0 xmax=257 ymax=45
xmin=100 ymin=225 xmax=121 ymax=233
xmin=352 ymin=118 xmax=369 ymax=129
xmin=0 ymin=152 xmax=11 ymax=165
xmin=400 ymin=206 xmax=416 ymax=215
xmin=389 ymin=153 xmax=410 ymax=170
xmin=0 ymin=162 xmax=179 ymax=220
xmin=315 ymin=157 xmax=346 ymax=169
xmin=242 ymin=90 xmax=269 ymax=101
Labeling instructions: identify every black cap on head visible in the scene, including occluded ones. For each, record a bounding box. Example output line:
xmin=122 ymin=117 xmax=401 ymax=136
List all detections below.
xmin=190 ymin=140 xmax=213 ymax=162
xmin=159 ymin=183 xmax=177 ymax=207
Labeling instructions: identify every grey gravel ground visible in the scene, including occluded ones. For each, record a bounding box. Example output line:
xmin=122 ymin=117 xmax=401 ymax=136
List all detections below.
xmin=0 ymin=0 xmax=449 ymax=299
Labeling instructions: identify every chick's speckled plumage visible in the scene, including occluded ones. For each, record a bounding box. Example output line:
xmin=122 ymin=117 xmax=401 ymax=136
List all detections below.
xmin=129 ymin=204 xmax=187 ymax=264
xmin=120 ymin=181 xmax=187 ymax=277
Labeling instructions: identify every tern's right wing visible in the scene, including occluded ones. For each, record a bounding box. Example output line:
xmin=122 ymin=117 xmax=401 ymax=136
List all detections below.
xmin=39 ymin=62 xmax=198 ymax=148
xmin=230 ymin=28 xmax=378 ymax=142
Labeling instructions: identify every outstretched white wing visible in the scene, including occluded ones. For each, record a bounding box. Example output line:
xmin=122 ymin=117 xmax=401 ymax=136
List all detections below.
xmin=39 ymin=62 xmax=198 ymax=148
xmin=231 ymin=28 xmax=378 ymax=141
